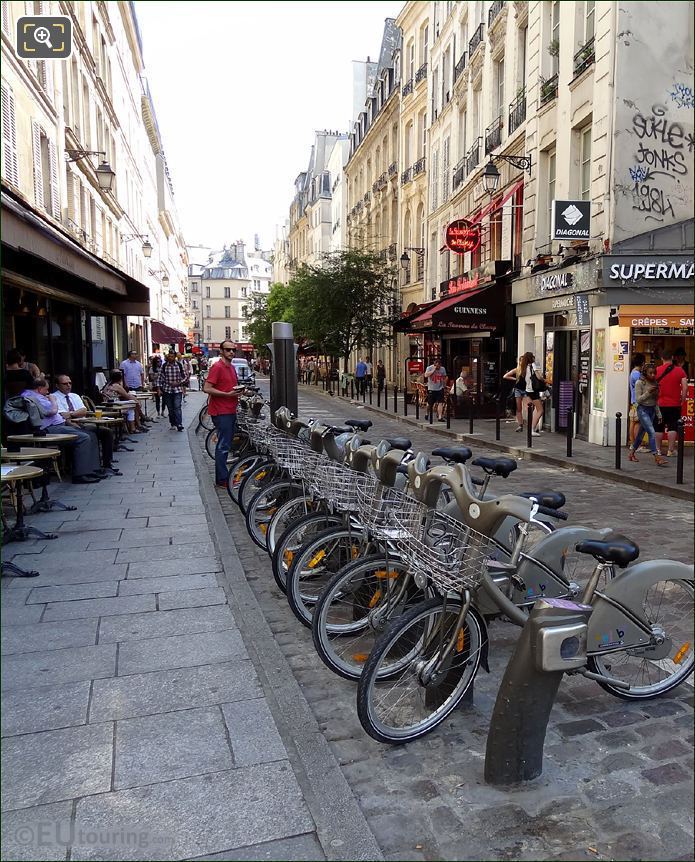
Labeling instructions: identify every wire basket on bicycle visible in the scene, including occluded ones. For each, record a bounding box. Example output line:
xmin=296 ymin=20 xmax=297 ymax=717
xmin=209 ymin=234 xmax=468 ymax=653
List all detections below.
xmin=355 ymin=478 xmax=421 ymax=542
xmin=315 ymin=461 xmax=362 ymax=513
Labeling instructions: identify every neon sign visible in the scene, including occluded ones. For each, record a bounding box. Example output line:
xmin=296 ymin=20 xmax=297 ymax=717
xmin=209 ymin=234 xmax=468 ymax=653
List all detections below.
xmin=445 ymin=219 xmax=481 ymax=255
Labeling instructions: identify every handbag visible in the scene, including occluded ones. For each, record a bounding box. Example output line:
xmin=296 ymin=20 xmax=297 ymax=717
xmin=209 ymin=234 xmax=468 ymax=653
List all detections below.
xmin=531 ymin=373 xmax=547 ymax=393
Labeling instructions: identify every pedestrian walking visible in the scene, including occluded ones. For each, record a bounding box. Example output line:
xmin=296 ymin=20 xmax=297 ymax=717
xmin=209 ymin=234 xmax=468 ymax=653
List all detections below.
xmin=306 ymin=358 xmax=316 ymax=385
xmin=424 ymin=357 xmax=447 ymax=421
xmin=628 ymin=363 xmax=667 ymax=466
xmin=365 ymin=357 xmax=373 ymax=392
xmin=628 ymin=353 xmax=647 ymax=450
xmin=655 ymin=348 xmax=688 ymax=457
xmin=203 ymin=339 xmax=241 ymax=487
xmin=119 ymin=351 xmax=145 ymax=390
xmin=518 ymin=352 xmax=545 ymax=435
xmin=376 ymin=360 xmax=385 ymax=393
xmin=503 ymin=355 xmax=526 ymax=431
xmin=155 ymin=350 xmax=188 ymax=432
xmin=355 ymin=357 xmax=367 ymax=396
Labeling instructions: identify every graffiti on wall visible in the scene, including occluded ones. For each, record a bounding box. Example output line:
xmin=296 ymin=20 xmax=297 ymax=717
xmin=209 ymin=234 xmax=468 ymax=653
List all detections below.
xmin=628 ymin=98 xmax=694 ymax=224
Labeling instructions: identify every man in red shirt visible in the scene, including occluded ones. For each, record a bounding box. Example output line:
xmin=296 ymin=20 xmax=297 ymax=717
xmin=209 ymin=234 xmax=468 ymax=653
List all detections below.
xmin=655 ymin=348 xmax=688 ymax=457
xmin=203 ymin=341 xmax=240 ymax=486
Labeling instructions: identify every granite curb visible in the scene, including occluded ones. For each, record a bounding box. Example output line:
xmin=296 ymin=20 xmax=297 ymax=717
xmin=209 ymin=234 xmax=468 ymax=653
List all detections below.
xmin=187 ymin=419 xmax=384 ymax=862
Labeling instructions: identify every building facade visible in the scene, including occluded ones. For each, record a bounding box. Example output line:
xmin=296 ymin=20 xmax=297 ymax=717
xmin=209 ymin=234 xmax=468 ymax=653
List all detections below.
xmin=1 ymin=0 xmax=187 ymax=394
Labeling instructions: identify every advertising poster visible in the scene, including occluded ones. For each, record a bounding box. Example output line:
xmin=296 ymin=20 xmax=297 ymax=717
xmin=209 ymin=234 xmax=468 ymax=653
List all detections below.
xmin=593 ymin=328 xmax=605 ymax=370
xmin=592 ymin=369 xmax=605 ymax=411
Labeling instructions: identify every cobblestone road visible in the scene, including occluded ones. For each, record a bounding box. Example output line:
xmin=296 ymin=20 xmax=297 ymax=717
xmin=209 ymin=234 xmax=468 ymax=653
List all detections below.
xmin=201 ymin=383 xmax=694 ymax=862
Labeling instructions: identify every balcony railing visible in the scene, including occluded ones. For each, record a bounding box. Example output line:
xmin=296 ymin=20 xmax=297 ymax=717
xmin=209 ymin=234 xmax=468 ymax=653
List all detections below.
xmin=488 ymin=0 xmax=504 ymax=27
xmin=452 ymin=159 xmax=466 ymax=191
xmin=540 ymin=73 xmax=558 ymax=106
xmin=465 ymin=137 xmax=482 ymax=175
xmin=388 ymin=242 xmax=397 ymax=260
xmin=469 ymin=22 xmax=484 ymax=57
xmin=388 ymin=161 xmax=398 ymax=178
xmin=401 ymin=167 xmax=412 ymax=185
xmin=485 ymin=117 xmax=502 ymax=154
xmin=355 ymin=200 xmax=364 ymax=213
xmin=573 ymin=38 xmax=595 ymax=78
xmin=363 ymin=191 xmax=371 ymax=205
xmin=454 ymin=52 xmax=467 ymax=82
xmin=373 ymin=172 xmax=387 ymax=194
xmin=508 ymin=87 xmax=526 ymax=134
xmin=402 ymin=78 xmax=414 ymax=97
xmin=415 ymin=62 xmax=427 ymax=84
xmin=412 ymin=156 xmax=426 ymax=176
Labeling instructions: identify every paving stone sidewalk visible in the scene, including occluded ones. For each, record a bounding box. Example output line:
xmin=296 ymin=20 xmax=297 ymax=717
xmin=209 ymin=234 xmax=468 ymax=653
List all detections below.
xmin=1 ymin=394 xmax=378 ymax=861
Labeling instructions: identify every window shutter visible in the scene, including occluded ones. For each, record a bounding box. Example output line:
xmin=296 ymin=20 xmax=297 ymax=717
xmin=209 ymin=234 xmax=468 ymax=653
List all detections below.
xmin=48 ymin=139 xmax=60 ymax=218
xmin=37 ymin=60 xmax=54 ymax=101
xmin=1 ymin=2 xmax=10 ymax=34
xmin=1 ymin=82 xmax=20 ymax=186
xmin=94 ymin=204 xmax=103 ymax=253
xmin=32 ymin=121 xmax=45 ymax=207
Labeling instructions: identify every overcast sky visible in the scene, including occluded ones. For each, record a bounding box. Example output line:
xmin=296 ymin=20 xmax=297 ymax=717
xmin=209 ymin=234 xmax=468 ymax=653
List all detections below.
xmin=134 ymin=1 xmax=399 ymax=255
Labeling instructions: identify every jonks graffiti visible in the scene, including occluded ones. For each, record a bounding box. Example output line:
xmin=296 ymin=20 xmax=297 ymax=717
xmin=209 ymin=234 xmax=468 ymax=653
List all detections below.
xmin=629 ymin=101 xmax=693 ymax=223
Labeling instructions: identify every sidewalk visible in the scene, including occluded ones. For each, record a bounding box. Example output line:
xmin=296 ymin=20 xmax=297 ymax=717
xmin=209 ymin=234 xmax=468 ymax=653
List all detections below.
xmin=301 ymin=383 xmax=694 ymax=501
xmin=1 ymin=394 xmax=378 ymax=861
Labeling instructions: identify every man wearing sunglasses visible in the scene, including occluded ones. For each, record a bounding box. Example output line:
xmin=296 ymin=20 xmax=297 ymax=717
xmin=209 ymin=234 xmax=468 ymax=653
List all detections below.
xmin=203 ymin=342 xmax=241 ymax=487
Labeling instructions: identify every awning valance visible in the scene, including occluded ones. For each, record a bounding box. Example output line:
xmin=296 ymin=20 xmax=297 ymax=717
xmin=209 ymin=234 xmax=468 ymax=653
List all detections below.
xmin=151 ymin=320 xmax=187 ymax=344
xmin=408 ymin=284 xmax=506 ymax=332
xmin=618 ymin=305 xmax=694 ymax=328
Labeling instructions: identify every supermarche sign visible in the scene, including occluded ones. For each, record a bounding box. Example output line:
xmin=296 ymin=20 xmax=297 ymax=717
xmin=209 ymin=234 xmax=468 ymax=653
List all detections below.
xmin=551 ymin=199 xmax=591 ymax=240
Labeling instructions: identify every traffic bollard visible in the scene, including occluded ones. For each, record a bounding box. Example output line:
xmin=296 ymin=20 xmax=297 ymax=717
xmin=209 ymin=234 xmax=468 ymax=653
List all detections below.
xmin=615 ymin=412 xmax=622 ymax=470
xmin=495 ymin=398 xmax=501 ymax=441
xmin=369 ymin=385 xmax=373 ymax=406
xmin=527 ymin=403 xmax=533 ymax=448
xmin=677 ymin=419 xmax=685 ymax=484
xmin=415 ymin=390 xmax=420 ymax=420
xmin=362 ymin=384 xmax=366 ymax=404
xmin=429 ymin=397 xmax=433 ymax=424
xmin=469 ymin=397 xmax=474 ymax=435
xmin=393 ymin=386 xmax=398 ymax=414
xmin=377 ymin=385 xmax=381 ymax=408
xmin=385 ymin=384 xmax=389 ymax=412
xmin=404 ymin=386 xmax=408 ymax=416
xmin=446 ymin=394 xmax=451 ymax=429
xmin=566 ymin=408 xmax=574 ymax=457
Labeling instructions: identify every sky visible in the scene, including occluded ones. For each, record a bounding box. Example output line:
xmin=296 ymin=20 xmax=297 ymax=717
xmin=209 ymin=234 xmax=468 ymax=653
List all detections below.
xmin=134 ymin=1 xmax=400 ymax=256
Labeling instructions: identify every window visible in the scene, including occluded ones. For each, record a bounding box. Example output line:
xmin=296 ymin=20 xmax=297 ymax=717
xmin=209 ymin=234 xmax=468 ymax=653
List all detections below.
xmin=407 ymin=40 xmax=415 ymax=80
xmin=1 ymin=81 xmax=19 ymax=186
xmin=458 ymin=108 xmax=467 ymax=160
xmin=442 ymin=136 xmax=450 ymax=202
xmin=580 ymin=126 xmax=592 ymax=200
xmin=192 ymin=300 xmax=198 ymax=309
xmin=224 ymin=286 xmax=231 ymax=298
xmin=225 ymin=326 xmax=231 ymax=339
xmin=420 ymin=23 xmax=429 ymax=67
xmin=206 ymin=304 xmax=211 ymax=317
xmin=206 ymin=326 xmax=211 ymax=340
xmin=489 ymin=207 xmax=503 ymax=261
xmin=551 ymin=1 xmax=560 ymax=76
xmin=494 ymin=59 xmax=505 ymax=118
xmin=224 ymin=306 xmax=231 ymax=318
xmin=205 ymin=285 xmax=210 ymax=298
xmin=431 ymin=147 xmax=439 ymax=210
xmin=518 ymin=26 xmax=528 ymax=88
xmin=191 ymin=281 xmax=199 ymax=292
xmin=546 ymin=148 xmax=556 ymax=242
xmin=584 ymin=0 xmax=595 ymax=42
xmin=31 ymin=121 xmax=60 ymax=218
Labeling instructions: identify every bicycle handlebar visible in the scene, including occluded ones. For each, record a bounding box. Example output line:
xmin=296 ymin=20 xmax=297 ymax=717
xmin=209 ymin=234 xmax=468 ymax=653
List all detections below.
xmin=536 ymin=505 xmax=568 ymax=520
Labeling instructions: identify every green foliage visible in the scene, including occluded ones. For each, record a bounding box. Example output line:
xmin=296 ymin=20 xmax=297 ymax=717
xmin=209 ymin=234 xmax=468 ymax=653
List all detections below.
xmin=247 ymin=282 xmax=295 ymax=353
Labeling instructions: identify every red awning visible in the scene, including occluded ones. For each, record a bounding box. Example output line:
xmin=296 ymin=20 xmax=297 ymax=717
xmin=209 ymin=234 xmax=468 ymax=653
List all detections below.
xmin=151 ymin=320 xmax=187 ymax=344
xmin=439 ymin=179 xmax=525 ymax=251
xmin=410 ymin=286 xmax=489 ymax=323
xmin=408 ymin=283 xmax=506 ymax=332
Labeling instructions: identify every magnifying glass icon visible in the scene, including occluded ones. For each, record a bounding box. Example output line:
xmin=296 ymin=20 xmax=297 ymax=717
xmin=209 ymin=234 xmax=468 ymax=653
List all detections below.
xmin=34 ymin=26 xmax=53 ymax=49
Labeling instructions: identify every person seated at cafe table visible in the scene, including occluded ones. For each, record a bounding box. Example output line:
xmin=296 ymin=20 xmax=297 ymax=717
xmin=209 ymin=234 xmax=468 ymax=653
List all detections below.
xmin=101 ymin=370 xmax=147 ymax=434
xmin=52 ymin=375 xmax=121 ymax=476
xmin=21 ymin=378 xmax=107 ymax=484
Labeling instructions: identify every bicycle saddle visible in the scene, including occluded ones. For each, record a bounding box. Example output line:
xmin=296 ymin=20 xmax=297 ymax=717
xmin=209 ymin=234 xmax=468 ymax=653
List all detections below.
xmin=575 ymin=534 xmax=639 ymax=568
xmin=518 ymin=490 xmax=566 ymax=510
xmin=471 ymin=456 xmax=518 ymax=477
xmin=432 ymin=446 xmax=473 ymax=464
xmin=386 ymin=437 xmax=412 ymax=450
xmin=344 ymin=418 xmax=373 ymax=432
xmin=287 ymin=418 xmax=309 ymax=437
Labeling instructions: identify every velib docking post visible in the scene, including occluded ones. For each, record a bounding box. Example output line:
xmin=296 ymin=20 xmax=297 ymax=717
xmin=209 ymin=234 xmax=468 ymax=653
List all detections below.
xmin=269 ymin=322 xmax=298 ymax=417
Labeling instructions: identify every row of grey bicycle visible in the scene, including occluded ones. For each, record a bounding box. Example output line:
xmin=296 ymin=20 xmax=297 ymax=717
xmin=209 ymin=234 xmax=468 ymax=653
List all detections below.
xmin=201 ymin=390 xmax=693 ymax=744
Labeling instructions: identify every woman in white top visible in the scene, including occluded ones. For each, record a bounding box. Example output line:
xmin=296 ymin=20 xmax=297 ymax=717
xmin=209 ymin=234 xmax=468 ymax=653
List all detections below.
xmin=519 ymin=351 xmax=545 ymax=436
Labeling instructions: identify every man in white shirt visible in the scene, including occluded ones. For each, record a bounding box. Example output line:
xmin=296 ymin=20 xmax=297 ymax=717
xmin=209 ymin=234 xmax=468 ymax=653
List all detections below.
xmin=52 ymin=375 xmax=121 ymax=475
xmin=119 ymin=351 xmax=145 ymax=390
xmin=424 ymin=358 xmax=448 ymax=421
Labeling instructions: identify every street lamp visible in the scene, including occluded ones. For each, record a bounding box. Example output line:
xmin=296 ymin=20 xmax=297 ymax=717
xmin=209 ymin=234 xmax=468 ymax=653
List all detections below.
xmin=148 ymin=268 xmax=169 ymax=288
xmin=65 ymin=149 xmax=116 ymax=192
xmin=122 ymin=233 xmax=153 ymax=258
xmin=400 ymin=247 xmax=425 ymax=269
xmin=481 ymin=153 xmax=532 ymax=195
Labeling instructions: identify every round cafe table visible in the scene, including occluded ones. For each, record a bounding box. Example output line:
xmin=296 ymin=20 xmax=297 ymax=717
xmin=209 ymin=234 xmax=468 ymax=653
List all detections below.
xmin=1 ymin=465 xmax=58 ymax=546
xmin=6 ymin=433 xmax=79 ymax=484
xmin=1 ymin=447 xmax=73 ymax=514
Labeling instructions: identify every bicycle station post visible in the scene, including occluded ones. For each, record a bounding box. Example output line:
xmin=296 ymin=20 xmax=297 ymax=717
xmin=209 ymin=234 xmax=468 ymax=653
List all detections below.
xmin=269 ymin=321 xmax=298 ymax=417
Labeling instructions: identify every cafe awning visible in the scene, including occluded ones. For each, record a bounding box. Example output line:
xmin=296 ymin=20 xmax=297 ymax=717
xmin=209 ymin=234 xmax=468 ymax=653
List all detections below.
xmin=408 ymin=284 xmax=506 ymax=332
xmin=618 ymin=305 xmax=694 ymax=328
xmin=151 ymin=320 xmax=187 ymax=344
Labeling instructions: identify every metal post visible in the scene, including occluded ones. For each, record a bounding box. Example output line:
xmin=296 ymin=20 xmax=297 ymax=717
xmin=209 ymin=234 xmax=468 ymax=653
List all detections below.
xmin=385 ymin=384 xmax=389 ymax=412
xmin=429 ymin=394 xmax=433 ymax=424
xmin=369 ymin=384 xmax=373 ymax=405
xmin=350 ymin=380 xmax=354 ymax=400
xmin=566 ymin=408 xmax=573 ymax=457
xmin=446 ymin=393 xmax=451 ymax=429
xmin=393 ymin=385 xmax=398 ymax=414
xmin=495 ymin=398 xmax=501 ymax=441
xmin=615 ymin=412 xmax=622 ymax=470
xmin=676 ymin=418 xmax=685 ymax=485
xmin=269 ymin=322 xmax=298 ymax=417
xmin=362 ymin=383 xmax=366 ymax=403
xmin=527 ymin=403 xmax=533 ymax=448
xmin=404 ymin=384 xmax=408 ymax=416
xmin=377 ymin=385 xmax=381 ymax=408
xmin=415 ymin=388 xmax=420 ymax=420
xmin=469 ymin=396 xmax=474 ymax=435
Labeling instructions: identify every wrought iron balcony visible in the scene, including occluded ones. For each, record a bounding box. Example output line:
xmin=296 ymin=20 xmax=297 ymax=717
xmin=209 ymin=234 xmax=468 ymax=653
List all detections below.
xmin=485 ymin=117 xmax=502 ymax=154
xmin=379 ymin=248 xmax=388 ymax=261
xmin=388 ymin=161 xmax=398 ymax=178
xmin=415 ymin=63 xmax=427 ymax=84
xmin=355 ymin=200 xmax=364 ymax=213
xmin=465 ymin=137 xmax=482 ymax=175
xmin=540 ymin=74 xmax=558 ymax=106
xmin=452 ymin=159 xmax=466 ymax=191
xmin=508 ymin=87 xmax=527 ymax=134
xmin=373 ymin=172 xmax=387 ymax=193
xmin=469 ymin=22 xmax=484 ymax=57
xmin=402 ymin=78 xmax=414 ymax=98
xmin=412 ymin=156 xmax=426 ymax=176
xmin=488 ymin=0 xmax=504 ymax=27
xmin=454 ymin=52 xmax=467 ymax=82
xmin=388 ymin=242 xmax=397 ymax=260
xmin=401 ymin=167 xmax=412 ymax=185
xmin=364 ymin=191 xmax=371 ymax=206
xmin=573 ymin=38 xmax=595 ymax=78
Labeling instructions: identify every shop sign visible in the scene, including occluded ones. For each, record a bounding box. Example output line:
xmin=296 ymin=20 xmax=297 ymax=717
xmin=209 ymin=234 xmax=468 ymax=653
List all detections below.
xmin=575 ymin=293 xmax=591 ymax=327
xmin=447 ymin=274 xmax=480 ymax=295
xmin=603 ymin=256 xmax=695 ymax=286
xmin=551 ymin=199 xmax=591 ymax=240
xmin=407 ymin=359 xmax=424 ymax=374
xmin=537 ymin=271 xmax=574 ymax=292
xmin=444 ymin=219 xmax=481 ymax=255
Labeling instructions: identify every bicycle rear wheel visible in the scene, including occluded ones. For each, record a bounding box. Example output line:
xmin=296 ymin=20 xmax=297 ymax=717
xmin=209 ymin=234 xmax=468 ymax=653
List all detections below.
xmin=197 ymin=405 xmax=214 ymax=431
xmin=357 ymin=596 xmax=485 ymax=744
xmin=588 ymin=578 xmax=694 ymax=700
xmin=238 ymin=462 xmax=284 ymax=514
xmin=271 ymin=512 xmax=343 ymax=594
xmin=266 ymin=493 xmax=316 ymax=555
xmin=245 ymin=481 xmax=304 ymax=550
xmin=227 ymin=454 xmax=266 ymax=506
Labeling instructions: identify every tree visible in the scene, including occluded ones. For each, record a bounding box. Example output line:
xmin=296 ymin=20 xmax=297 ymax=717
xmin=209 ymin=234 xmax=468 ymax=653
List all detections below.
xmin=247 ymin=282 xmax=296 ymax=354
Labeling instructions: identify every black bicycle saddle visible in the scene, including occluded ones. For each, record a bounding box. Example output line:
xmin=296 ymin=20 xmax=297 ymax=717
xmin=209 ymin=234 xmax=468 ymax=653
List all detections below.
xmin=344 ymin=419 xmax=373 ymax=432
xmin=432 ymin=446 xmax=473 ymax=464
xmin=575 ymin=534 xmax=639 ymax=568
xmin=472 ymin=456 xmax=517 ymax=477
xmin=518 ymin=490 xmax=566 ymax=510
xmin=386 ymin=437 xmax=412 ymax=450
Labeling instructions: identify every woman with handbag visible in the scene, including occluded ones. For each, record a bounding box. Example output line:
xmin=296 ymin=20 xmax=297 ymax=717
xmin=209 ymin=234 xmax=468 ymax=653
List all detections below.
xmin=628 ymin=364 xmax=667 ymax=466
xmin=519 ymin=351 xmax=545 ymax=436
xmin=503 ymin=355 xmax=526 ymax=432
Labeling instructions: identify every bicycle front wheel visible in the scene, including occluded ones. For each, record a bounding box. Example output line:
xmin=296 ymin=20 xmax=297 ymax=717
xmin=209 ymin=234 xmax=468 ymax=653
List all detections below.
xmin=271 ymin=512 xmax=343 ymax=594
xmin=266 ymin=493 xmax=316 ymax=555
xmin=197 ymin=405 xmax=214 ymax=431
xmin=239 ymin=462 xmax=284 ymax=514
xmin=357 ymin=596 xmax=485 ymax=744
xmin=245 ymin=481 xmax=304 ymax=550
xmin=227 ymin=455 xmax=266 ymax=506
xmin=588 ymin=578 xmax=694 ymax=700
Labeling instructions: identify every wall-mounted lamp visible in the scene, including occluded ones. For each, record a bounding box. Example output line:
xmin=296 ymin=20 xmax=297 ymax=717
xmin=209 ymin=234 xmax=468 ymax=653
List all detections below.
xmin=400 ymin=247 xmax=425 ymax=269
xmin=65 ymin=149 xmax=115 ymax=192
xmin=148 ymin=268 xmax=170 ymax=288
xmin=122 ymin=233 xmax=153 ymax=258
xmin=481 ymin=153 xmax=532 ymax=195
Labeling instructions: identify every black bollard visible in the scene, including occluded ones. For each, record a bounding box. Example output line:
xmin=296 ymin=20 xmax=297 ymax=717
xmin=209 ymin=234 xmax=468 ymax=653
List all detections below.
xmin=469 ymin=396 xmax=474 ymax=435
xmin=350 ymin=380 xmax=354 ymax=400
xmin=429 ymin=395 xmax=433 ymax=424
xmin=385 ymin=384 xmax=389 ymax=412
xmin=566 ymin=408 xmax=574 ymax=457
xmin=446 ymin=394 xmax=451 ymax=429
xmin=404 ymin=385 xmax=408 ymax=416
xmin=615 ymin=412 xmax=622 ymax=470
xmin=676 ymin=418 xmax=685 ymax=485
xmin=495 ymin=398 xmax=501 ymax=441
xmin=362 ymin=384 xmax=366 ymax=404
xmin=393 ymin=385 xmax=398 ymax=413
xmin=377 ymin=385 xmax=381 ymax=408
xmin=415 ymin=389 xmax=420 ymax=420
xmin=527 ymin=403 xmax=534 ymax=448
xmin=369 ymin=385 xmax=373 ymax=406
